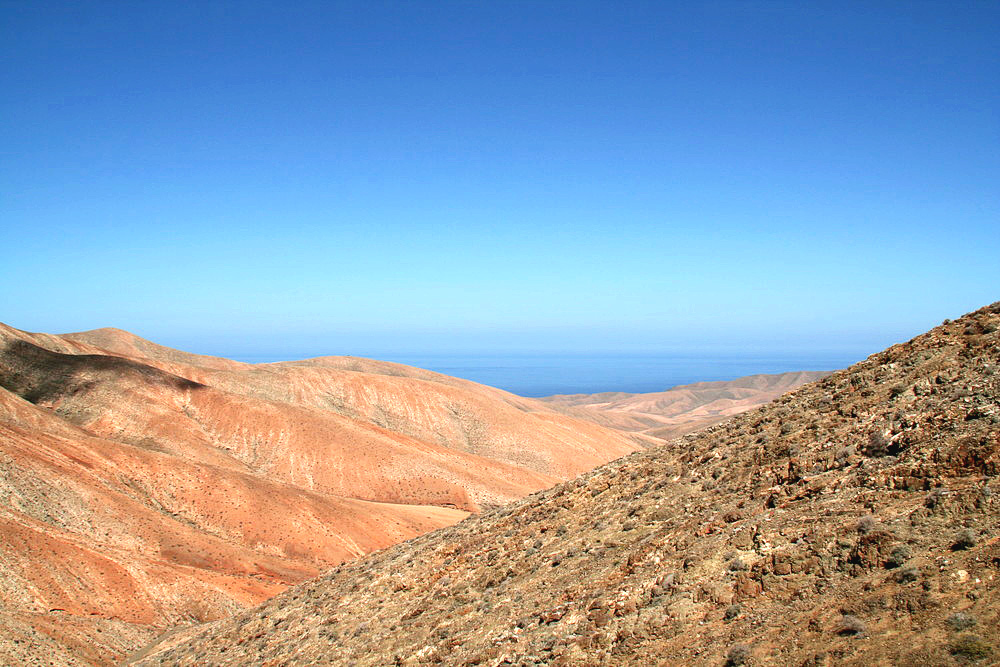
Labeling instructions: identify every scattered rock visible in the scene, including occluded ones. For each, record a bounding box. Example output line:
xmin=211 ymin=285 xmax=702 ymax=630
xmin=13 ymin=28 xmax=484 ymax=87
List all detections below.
xmin=120 ymin=303 xmax=1000 ymax=667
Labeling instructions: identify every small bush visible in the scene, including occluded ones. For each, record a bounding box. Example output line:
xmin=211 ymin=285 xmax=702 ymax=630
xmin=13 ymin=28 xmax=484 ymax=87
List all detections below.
xmin=896 ymin=647 xmax=954 ymax=667
xmin=835 ymin=446 xmax=854 ymax=463
xmin=725 ymin=643 xmax=752 ymax=666
xmin=835 ymin=615 xmax=866 ymax=636
xmin=856 ymin=516 xmax=878 ymax=534
xmin=886 ymin=545 xmax=911 ymax=569
xmin=952 ymin=528 xmax=977 ymax=550
xmin=727 ymin=557 xmax=747 ymax=572
xmin=949 ymin=634 xmax=992 ymax=661
xmin=864 ymin=432 xmax=890 ymax=456
xmin=924 ymin=489 xmax=946 ymax=509
xmin=946 ymin=612 xmax=978 ymax=631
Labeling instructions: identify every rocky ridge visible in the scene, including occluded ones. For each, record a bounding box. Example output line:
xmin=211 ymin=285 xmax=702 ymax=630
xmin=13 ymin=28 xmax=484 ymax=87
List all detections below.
xmin=133 ymin=303 xmax=1000 ymax=666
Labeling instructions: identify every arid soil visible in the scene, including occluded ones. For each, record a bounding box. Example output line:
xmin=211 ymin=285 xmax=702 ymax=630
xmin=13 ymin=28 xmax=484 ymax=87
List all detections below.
xmin=540 ymin=371 xmax=830 ymax=440
xmin=133 ymin=303 xmax=999 ymax=666
xmin=0 ymin=324 xmax=643 ymax=665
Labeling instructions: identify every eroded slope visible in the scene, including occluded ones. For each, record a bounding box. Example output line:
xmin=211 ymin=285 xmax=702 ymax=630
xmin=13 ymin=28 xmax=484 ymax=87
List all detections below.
xmin=135 ymin=304 xmax=999 ymax=666
xmin=0 ymin=324 xmax=642 ymax=665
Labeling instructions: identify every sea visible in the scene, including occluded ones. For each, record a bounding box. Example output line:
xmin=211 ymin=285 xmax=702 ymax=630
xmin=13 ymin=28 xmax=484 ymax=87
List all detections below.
xmin=230 ymin=351 xmax=864 ymax=398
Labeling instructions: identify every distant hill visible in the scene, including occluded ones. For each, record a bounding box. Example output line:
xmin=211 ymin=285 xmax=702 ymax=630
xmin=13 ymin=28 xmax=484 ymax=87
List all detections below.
xmin=0 ymin=323 xmax=642 ymax=665
xmin=540 ymin=370 xmax=831 ymax=440
xmin=133 ymin=303 xmax=999 ymax=666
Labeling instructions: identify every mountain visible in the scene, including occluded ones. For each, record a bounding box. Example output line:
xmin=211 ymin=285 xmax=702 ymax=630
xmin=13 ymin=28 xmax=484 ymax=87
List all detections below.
xmin=132 ymin=303 xmax=999 ymax=666
xmin=540 ymin=371 xmax=831 ymax=440
xmin=0 ymin=323 xmax=642 ymax=665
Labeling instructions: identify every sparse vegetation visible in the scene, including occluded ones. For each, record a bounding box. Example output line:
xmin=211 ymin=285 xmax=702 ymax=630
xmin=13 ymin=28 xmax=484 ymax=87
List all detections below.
xmin=835 ymin=615 xmax=867 ymax=636
xmin=885 ymin=545 xmax=911 ymax=568
xmin=725 ymin=643 xmax=752 ymax=666
xmin=856 ymin=515 xmax=878 ymax=534
xmin=952 ymin=528 xmax=977 ymax=550
xmin=835 ymin=445 xmax=854 ymax=463
xmin=120 ymin=303 xmax=1000 ymax=667
xmin=863 ymin=431 xmax=890 ymax=456
xmin=945 ymin=612 xmax=977 ymax=631
xmin=949 ymin=634 xmax=992 ymax=661
xmin=893 ymin=566 xmax=920 ymax=583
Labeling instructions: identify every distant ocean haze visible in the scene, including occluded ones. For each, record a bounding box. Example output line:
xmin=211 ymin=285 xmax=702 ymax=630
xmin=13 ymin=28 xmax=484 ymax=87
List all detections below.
xmin=228 ymin=351 xmax=862 ymax=397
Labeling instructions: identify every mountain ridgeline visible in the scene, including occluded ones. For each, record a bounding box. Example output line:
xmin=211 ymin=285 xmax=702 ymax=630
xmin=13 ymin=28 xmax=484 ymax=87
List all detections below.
xmin=132 ymin=304 xmax=999 ymax=666
xmin=0 ymin=323 xmax=645 ymax=665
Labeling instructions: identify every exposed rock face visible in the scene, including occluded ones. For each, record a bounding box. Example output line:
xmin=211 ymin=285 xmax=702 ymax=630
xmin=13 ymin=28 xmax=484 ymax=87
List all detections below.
xmin=540 ymin=371 xmax=831 ymax=440
xmin=0 ymin=324 xmax=642 ymax=665
xmin=132 ymin=304 xmax=999 ymax=666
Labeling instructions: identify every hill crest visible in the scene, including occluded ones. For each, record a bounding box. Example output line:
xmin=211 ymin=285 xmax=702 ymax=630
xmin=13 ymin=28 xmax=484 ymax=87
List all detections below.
xmin=132 ymin=302 xmax=1000 ymax=666
xmin=0 ymin=322 xmax=642 ymax=664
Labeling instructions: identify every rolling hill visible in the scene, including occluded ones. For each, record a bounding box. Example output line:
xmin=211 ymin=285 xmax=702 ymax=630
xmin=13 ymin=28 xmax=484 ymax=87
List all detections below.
xmin=132 ymin=303 xmax=999 ymax=666
xmin=540 ymin=370 xmax=831 ymax=440
xmin=0 ymin=323 xmax=643 ymax=664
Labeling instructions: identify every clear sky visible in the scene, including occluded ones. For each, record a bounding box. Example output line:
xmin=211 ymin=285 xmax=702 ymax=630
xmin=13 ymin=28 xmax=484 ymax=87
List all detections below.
xmin=2 ymin=1 xmax=998 ymax=358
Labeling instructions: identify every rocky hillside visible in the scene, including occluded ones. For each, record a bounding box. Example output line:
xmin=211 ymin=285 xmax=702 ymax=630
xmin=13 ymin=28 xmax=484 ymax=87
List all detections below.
xmin=541 ymin=371 xmax=831 ymax=440
xmin=133 ymin=303 xmax=999 ymax=666
xmin=0 ymin=324 xmax=642 ymax=665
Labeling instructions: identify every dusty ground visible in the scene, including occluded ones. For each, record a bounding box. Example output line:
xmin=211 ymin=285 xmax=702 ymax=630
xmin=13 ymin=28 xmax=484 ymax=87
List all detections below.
xmin=132 ymin=303 xmax=999 ymax=666
xmin=0 ymin=324 xmax=642 ymax=664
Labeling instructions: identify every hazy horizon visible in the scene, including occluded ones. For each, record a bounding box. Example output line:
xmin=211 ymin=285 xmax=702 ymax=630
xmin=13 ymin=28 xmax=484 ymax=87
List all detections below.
xmin=229 ymin=349 xmax=856 ymax=398
xmin=3 ymin=2 xmax=997 ymax=356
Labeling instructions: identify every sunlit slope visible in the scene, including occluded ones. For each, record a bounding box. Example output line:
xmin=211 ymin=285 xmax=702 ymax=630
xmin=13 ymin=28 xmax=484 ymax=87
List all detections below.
xmin=541 ymin=370 xmax=831 ymax=439
xmin=136 ymin=303 xmax=998 ymax=666
xmin=0 ymin=323 xmax=642 ymax=664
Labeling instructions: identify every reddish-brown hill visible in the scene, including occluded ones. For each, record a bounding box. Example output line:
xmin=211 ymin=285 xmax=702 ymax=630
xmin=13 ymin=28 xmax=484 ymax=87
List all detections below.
xmin=132 ymin=304 xmax=999 ymax=666
xmin=540 ymin=370 xmax=831 ymax=440
xmin=0 ymin=323 xmax=643 ymax=665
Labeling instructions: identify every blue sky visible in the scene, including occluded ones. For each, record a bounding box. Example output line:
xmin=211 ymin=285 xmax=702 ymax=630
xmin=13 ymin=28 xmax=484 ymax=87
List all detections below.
xmin=2 ymin=1 xmax=997 ymax=358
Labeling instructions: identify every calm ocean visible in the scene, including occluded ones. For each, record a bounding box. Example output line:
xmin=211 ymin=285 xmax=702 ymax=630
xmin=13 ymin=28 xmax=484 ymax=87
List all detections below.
xmin=232 ymin=352 xmax=863 ymax=398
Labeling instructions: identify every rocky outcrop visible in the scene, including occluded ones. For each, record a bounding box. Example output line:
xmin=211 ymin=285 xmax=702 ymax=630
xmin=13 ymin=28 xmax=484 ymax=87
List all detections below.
xmin=133 ymin=303 xmax=999 ymax=666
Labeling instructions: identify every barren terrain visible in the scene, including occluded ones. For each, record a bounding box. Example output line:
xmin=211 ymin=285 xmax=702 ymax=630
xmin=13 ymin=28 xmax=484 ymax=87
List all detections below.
xmin=134 ymin=304 xmax=999 ymax=666
xmin=0 ymin=324 xmax=642 ymax=664
xmin=541 ymin=371 xmax=830 ymax=440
